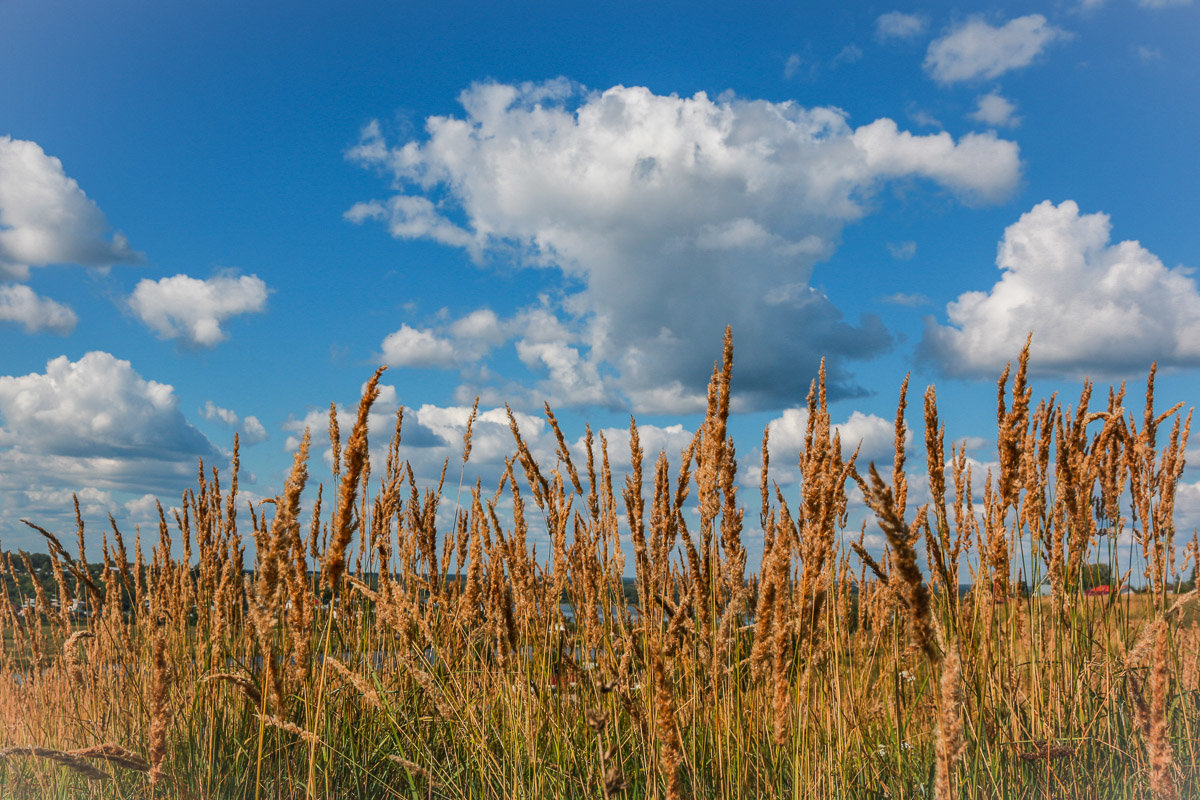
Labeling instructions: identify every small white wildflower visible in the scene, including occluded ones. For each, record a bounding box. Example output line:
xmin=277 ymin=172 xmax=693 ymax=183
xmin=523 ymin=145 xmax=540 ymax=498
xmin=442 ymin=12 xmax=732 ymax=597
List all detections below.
xmin=876 ymin=745 xmax=888 ymax=758
xmin=901 ymin=741 xmax=913 ymax=751
xmin=898 ymin=670 xmax=915 ymax=684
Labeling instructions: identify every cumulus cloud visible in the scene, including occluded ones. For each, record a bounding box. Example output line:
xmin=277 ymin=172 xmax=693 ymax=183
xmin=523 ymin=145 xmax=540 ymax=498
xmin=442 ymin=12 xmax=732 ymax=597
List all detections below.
xmin=925 ymin=15 xmax=1070 ymax=84
xmin=0 ymin=137 xmax=142 ymax=280
xmin=851 ymin=119 xmax=1020 ymax=203
xmin=516 ymin=337 xmax=608 ymax=407
xmin=350 ymin=81 xmax=1021 ymax=411
xmin=922 ymin=200 xmax=1200 ymax=376
xmin=123 ymin=493 xmax=167 ymax=522
xmin=768 ymin=407 xmax=908 ymax=470
xmin=450 ymin=308 xmax=507 ymax=344
xmin=0 ymin=352 xmax=216 ymax=460
xmin=887 ymin=241 xmax=918 ymax=260
xmin=1170 ymin=481 xmax=1200 ymax=549
xmin=200 ymin=400 xmax=239 ymax=427
xmin=876 ymin=12 xmax=928 ymax=41
xmin=380 ymin=308 xmax=516 ymax=371
xmin=129 ymin=272 xmax=268 ymax=347
xmin=379 ymin=306 xmax=618 ymax=411
xmin=380 ymin=323 xmax=460 ymax=368
xmin=583 ymin=423 xmax=696 ymax=473
xmin=242 ymin=416 xmax=267 ymax=444
xmin=0 ymin=283 xmax=77 ymax=334
xmin=969 ymin=92 xmax=1021 ymax=128
xmin=200 ymin=400 xmax=268 ymax=445
xmin=0 ymin=352 xmax=222 ymax=546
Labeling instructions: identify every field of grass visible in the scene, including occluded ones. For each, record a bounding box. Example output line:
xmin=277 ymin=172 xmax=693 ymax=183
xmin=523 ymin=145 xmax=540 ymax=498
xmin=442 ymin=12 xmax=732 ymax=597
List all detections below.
xmin=1 ymin=334 xmax=1198 ymax=799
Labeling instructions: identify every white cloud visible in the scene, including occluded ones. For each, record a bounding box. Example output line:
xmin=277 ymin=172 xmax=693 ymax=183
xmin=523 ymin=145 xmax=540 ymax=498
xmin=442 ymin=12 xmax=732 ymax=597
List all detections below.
xmin=450 ymin=308 xmax=507 ymax=344
xmin=345 ymin=195 xmax=476 ymax=252
xmin=1170 ymin=482 xmax=1200 ymax=550
xmin=379 ymin=323 xmax=460 ymax=368
xmin=419 ymin=403 xmax=547 ymax=466
xmin=200 ymin=400 xmax=268 ymax=445
xmin=0 ymin=283 xmax=77 ymax=334
xmin=580 ymin=423 xmax=696 ymax=473
xmin=123 ymin=493 xmax=164 ymax=521
xmin=768 ymin=407 xmax=908 ymax=469
xmin=242 ymin=416 xmax=267 ymax=444
xmin=0 ymin=352 xmax=215 ymax=460
xmin=924 ymin=15 xmax=1070 ymax=84
xmin=876 ymin=12 xmax=928 ymax=41
xmin=1136 ymin=45 xmax=1164 ymax=62
xmin=1138 ymin=0 xmax=1192 ymax=7
xmin=922 ymin=200 xmax=1200 ymax=376
xmin=201 ymin=400 xmax=239 ymax=426
xmin=380 ymin=306 xmax=621 ymax=409
xmin=379 ymin=309 xmax=511 ymax=373
xmin=851 ymin=119 xmax=1020 ymax=204
xmin=129 ymin=272 xmax=268 ymax=347
xmin=282 ymin=391 xmax=556 ymax=497
xmin=350 ymin=81 xmax=1021 ymax=411
xmin=0 ymin=137 xmax=142 ymax=280
xmin=969 ymin=92 xmax=1021 ymax=128
xmin=887 ymin=240 xmax=918 ymax=260
xmin=517 ymin=339 xmax=609 ymax=407
xmin=0 ymin=352 xmax=221 ymax=547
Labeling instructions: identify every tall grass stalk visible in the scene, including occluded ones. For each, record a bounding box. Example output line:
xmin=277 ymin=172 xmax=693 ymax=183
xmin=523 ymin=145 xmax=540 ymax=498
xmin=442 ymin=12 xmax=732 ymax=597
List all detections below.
xmin=1 ymin=335 xmax=1198 ymax=798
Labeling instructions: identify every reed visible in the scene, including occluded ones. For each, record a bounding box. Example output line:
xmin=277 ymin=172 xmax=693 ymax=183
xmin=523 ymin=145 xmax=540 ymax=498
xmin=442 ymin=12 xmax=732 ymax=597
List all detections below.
xmin=1 ymin=335 xmax=1197 ymax=799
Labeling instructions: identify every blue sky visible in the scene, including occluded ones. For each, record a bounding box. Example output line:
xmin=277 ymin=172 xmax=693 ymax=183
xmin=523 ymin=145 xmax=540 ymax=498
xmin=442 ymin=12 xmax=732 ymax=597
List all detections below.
xmin=2 ymin=0 xmax=1199 ymax=574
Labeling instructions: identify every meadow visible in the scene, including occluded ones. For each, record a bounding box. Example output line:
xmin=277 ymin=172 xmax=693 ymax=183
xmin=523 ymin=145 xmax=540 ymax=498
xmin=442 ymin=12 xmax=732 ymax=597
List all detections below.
xmin=1 ymin=333 xmax=1197 ymax=799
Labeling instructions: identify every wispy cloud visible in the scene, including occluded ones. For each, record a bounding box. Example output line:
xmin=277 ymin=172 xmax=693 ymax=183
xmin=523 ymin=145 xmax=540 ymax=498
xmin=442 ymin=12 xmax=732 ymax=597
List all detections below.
xmin=831 ymin=44 xmax=864 ymax=68
xmin=880 ymin=291 xmax=930 ymax=307
xmin=200 ymin=400 xmax=268 ymax=445
xmin=925 ymin=15 xmax=1071 ymax=84
xmin=875 ymin=12 xmax=928 ymax=42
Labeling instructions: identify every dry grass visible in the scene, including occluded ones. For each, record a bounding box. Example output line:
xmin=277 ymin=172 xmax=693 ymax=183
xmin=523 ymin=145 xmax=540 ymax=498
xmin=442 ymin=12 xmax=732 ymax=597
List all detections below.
xmin=1 ymin=333 xmax=1198 ymax=799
